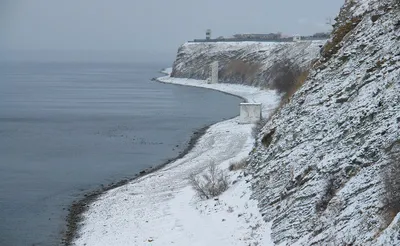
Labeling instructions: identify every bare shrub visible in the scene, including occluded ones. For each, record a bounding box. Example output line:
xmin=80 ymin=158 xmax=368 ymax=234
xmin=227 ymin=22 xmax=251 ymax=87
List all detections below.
xmin=188 ymin=163 xmax=229 ymax=199
xmin=228 ymin=158 xmax=248 ymax=171
xmin=268 ymin=58 xmax=309 ymax=102
xmin=260 ymin=66 xmax=309 ymax=126
xmin=382 ymin=146 xmax=400 ymax=223
xmin=269 ymin=59 xmax=301 ymax=93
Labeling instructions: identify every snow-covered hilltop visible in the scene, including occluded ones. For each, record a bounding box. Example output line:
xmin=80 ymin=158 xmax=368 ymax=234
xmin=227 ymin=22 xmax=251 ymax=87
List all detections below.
xmin=171 ymin=41 xmax=325 ymax=87
xmin=248 ymin=0 xmax=400 ymax=245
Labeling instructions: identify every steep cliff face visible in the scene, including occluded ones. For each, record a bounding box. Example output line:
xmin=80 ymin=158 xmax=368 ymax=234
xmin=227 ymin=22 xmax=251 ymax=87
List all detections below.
xmin=249 ymin=0 xmax=400 ymax=245
xmin=171 ymin=41 xmax=325 ymax=88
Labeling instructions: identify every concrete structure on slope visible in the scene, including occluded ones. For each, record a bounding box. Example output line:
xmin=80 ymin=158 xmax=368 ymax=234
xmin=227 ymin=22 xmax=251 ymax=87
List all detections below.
xmin=239 ymin=103 xmax=262 ymax=124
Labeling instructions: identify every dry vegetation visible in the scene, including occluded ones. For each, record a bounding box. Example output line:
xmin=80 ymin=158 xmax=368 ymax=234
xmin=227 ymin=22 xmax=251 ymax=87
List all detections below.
xmin=264 ymin=58 xmax=312 ymax=121
xmin=188 ymin=162 xmax=229 ymax=200
xmin=321 ymin=16 xmax=362 ymax=61
xmin=269 ymin=59 xmax=310 ymax=102
xmin=220 ymin=60 xmax=261 ymax=84
xmin=269 ymin=59 xmax=301 ymax=94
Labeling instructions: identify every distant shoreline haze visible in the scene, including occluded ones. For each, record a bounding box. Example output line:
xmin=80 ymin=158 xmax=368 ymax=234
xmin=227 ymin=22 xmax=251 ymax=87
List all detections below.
xmin=0 ymin=50 xmax=176 ymax=63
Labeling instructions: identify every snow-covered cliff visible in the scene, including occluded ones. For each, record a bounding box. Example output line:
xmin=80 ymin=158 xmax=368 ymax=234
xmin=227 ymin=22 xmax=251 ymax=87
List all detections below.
xmin=170 ymin=0 xmax=400 ymax=245
xmin=171 ymin=41 xmax=325 ymax=87
xmin=249 ymin=0 xmax=400 ymax=245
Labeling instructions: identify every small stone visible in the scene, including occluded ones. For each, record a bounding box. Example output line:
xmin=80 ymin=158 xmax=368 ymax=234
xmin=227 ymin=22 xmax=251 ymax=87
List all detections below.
xmin=336 ymin=97 xmax=348 ymax=103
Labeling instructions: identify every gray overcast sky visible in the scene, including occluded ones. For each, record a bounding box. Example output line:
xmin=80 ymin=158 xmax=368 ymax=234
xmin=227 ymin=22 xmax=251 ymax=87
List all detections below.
xmin=0 ymin=0 xmax=344 ymax=60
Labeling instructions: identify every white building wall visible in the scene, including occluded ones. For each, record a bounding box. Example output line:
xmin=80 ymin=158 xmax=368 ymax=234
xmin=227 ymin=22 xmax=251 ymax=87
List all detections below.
xmin=239 ymin=103 xmax=262 ymax=124
xmin=293 ymin=35 xmax=302 ymax=42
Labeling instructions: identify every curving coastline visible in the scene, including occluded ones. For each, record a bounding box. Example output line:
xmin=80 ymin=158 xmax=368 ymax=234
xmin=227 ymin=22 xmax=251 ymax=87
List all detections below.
xmin=70 ymin=69 xmax=280 ymax=246
xmin=62 ymin=126 xmax=209 ymax=245
xmin=62 ymin=69 xmax=245 ymax=245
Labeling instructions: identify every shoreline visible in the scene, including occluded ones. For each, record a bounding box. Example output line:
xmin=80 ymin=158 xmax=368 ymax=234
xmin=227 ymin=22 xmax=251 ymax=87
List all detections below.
xmin=63 ymin=125 xmax=211 ymax=245
xmin=157 ymin=78 xmax=249 ymax=103
xmin=157 ymin=68 xmax=251 ymax=103
xmin=71 ymin=69 xmax=279 ymax=246
xmin=62 ymin=71 xmax=244 ymax=245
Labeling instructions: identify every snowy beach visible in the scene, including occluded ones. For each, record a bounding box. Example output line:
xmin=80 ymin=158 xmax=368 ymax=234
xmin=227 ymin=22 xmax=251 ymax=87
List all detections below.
xmin=73 ymin=69 xmax=280 ymax=246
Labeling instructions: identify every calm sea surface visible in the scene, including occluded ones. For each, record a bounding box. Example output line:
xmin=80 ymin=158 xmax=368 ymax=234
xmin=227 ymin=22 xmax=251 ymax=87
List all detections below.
xmin=0 ymin=61 xmax=243 ymax=245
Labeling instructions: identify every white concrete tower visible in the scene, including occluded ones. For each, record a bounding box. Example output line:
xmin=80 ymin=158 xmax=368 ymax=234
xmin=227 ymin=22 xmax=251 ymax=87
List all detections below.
xmin=210 ymin=61 xmax=218 ymax=84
